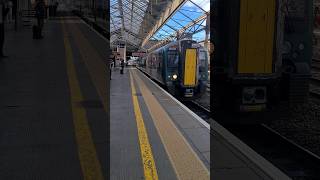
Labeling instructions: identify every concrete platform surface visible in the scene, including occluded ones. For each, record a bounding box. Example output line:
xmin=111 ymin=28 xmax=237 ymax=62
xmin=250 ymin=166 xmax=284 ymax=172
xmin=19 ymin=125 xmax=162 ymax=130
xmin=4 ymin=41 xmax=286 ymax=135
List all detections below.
xmin=0 ymin=17 xmax=107 ymax=179
xmin=110 ymin=68 xmax=210 ymax=180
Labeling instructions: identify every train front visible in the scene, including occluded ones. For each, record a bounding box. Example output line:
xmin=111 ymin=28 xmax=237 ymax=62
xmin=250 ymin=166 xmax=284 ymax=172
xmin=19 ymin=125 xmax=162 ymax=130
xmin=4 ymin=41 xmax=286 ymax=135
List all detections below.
xmin=167 ymin=40 xmax=209 ymax=100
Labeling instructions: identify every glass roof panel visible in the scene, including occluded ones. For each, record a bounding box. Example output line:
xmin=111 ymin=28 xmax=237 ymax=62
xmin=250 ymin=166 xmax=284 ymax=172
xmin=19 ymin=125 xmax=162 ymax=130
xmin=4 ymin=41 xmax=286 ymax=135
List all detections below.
xmin=166 ymin=19 xmax=185 ymax=29
xmin=161 ymin=25 xmax=176 ymax=34
xmin=111 ymin=0 xmax=210 ymax=50
xmin=183 ymin=0 xmax=210 ymax=12
xmin=192 ymin=30 xmax=206 ymax=41
xmin=148 ymin=0 xmax=210 ymax=45
xmin=110 ymin=0 xmax=150 ymax=48
xmin=173 ymin=11 xmax=196 ymax=25
xmin=111 ymin=0 xmax=117 ymax=6
xmin=158 ymin=29 xmax=170 ymax=36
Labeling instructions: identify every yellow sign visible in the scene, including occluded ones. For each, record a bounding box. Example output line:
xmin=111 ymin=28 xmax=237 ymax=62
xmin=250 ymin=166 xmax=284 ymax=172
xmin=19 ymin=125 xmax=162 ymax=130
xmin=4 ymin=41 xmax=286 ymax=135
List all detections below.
xmin=184 ymin=49 xmax=197 ymax=86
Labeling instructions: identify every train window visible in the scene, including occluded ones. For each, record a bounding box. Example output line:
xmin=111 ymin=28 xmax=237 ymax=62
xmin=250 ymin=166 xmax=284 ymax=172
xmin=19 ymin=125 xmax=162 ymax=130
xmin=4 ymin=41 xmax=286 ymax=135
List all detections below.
xmin=199 ymin=50 xmax=207 ymax=73
xmin=152 ymin=55 xmax=157 ymax=68
xmin=199 ymin=51 xmax=207 ymax=66
xmin=158 ymin=52 xmax=163 ymax=68
xmin=199 ymin=51 xmax=206 ymax=60
xmin=167 ymin=50 xmax=179 ymax=68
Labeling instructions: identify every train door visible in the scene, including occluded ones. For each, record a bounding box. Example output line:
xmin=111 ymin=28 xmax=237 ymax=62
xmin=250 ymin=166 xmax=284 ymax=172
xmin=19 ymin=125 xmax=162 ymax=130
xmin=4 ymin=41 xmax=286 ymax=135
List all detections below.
xmin=156 ymin=51 xmax=163 ymax=81
xmin=166 ymin=47 xmax=179 ymax=77
xmin=184 ymin=48 xmax=197 ymax=86
xmin=238 ymin=0 xmax=276 ymax=74
xmin=180 ymin=40 xmax=198 ymax=87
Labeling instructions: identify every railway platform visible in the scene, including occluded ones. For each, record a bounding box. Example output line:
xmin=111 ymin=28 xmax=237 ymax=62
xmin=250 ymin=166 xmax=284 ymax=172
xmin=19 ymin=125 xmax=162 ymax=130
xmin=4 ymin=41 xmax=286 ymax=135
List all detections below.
xmin=211 ymin=122 xmax=290 ymax=179
xmin=110 ymin=68 xmax=210 ymax=179
xmin=0 ymin=15 xmax=291 ymax=179
xmin=0 ymin=17 xmax=108 ymax=179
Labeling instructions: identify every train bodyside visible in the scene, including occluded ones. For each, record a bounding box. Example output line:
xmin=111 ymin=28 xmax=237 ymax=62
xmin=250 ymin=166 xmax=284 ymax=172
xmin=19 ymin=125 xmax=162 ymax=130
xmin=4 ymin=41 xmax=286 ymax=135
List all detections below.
xmin=138 ymin=39 xmax=209 ymax=100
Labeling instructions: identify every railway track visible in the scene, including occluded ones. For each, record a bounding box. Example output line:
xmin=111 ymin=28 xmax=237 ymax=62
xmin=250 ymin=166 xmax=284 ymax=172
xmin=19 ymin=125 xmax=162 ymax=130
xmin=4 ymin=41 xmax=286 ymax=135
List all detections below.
xmin=183 ymin=100 xmax=211 ymax=123
xmin=226 ymin=123 xmax=320 ymax=179
xmin=186 ymin=99 xmax=320 ymax=179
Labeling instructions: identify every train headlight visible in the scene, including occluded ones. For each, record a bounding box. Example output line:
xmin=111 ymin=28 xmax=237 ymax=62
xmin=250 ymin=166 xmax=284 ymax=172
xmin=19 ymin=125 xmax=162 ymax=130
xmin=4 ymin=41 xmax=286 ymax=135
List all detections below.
xmin=282 ymin=41 xmax=292 ymax=54
xmin=172 ymin=74 xmax=178 ymax=80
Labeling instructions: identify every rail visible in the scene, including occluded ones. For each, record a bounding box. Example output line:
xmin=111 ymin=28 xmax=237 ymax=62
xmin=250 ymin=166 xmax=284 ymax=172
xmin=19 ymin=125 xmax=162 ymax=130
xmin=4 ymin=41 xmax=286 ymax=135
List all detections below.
xmin=187 ymin=89 xmax=320 ymax=179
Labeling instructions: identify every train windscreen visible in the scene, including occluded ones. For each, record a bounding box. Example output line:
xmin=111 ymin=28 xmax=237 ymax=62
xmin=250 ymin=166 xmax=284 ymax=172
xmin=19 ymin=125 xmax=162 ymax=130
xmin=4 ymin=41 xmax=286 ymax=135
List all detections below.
xmin=167 ymin=50 xmax=179 ymax=68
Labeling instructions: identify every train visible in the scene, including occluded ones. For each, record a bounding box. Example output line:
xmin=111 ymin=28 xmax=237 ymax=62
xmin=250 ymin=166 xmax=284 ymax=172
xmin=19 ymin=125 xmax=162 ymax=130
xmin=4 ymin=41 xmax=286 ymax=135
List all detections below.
xmin=137 ymin=39 xmax=209 ymax=100
xmin=212 ymin=0 xmax=313 ymax=114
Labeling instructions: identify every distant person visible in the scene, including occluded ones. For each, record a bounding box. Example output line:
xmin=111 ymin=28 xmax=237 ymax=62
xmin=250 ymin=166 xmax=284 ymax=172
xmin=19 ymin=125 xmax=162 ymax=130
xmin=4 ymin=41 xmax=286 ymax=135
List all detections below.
xmin=109 ymin=55 xmax=114 ymax=80
xmin=0 ymin=0 xmax=9 ymax=59
xmin=120 ymin=59 xmax=124 ymax=74
xmin=34 ymin=0 xmax=46 ymax=39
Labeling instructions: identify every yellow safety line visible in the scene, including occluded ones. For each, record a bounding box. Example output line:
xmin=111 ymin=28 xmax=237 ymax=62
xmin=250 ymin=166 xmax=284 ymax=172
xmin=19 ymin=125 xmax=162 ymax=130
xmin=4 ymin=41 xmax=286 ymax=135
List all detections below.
xmin=66 ymin=23 xmax=108 ymax=112
xmin=62 ymin=21 xmax=104 ymax=180
xmin=132 ymin=70 xmax=209 ymax=180
xmin=129 ymin=71 xmax=159 ymax=180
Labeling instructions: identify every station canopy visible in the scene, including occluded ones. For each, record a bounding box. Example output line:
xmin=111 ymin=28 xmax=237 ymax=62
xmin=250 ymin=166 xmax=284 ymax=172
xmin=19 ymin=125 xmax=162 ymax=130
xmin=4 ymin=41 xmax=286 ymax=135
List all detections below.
xmin=110 ymin=0 xmax=210 ymax=52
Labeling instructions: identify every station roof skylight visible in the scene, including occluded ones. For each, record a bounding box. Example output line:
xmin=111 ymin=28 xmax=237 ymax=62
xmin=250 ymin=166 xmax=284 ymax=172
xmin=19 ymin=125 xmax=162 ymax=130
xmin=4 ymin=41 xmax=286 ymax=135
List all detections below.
xmin=110 ymin=0 xmax=171 ymax=51
xmin=151 ymin=0 xmax=209 ymax=42
xmin=110 ymin=0 xmax=209 ymax=51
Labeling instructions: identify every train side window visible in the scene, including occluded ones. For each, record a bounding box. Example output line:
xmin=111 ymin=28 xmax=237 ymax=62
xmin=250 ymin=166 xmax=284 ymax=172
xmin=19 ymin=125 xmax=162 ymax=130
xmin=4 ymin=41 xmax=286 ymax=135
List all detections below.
xmin=199 ymin=50 xmax=207 ymax=72
xmin=167 ymin=50 xmax=179 ymax=68
xmin=152 ymin=55 xmax=157 ymax=68
xmin=158 ymin=52 xmax=162 ymax=69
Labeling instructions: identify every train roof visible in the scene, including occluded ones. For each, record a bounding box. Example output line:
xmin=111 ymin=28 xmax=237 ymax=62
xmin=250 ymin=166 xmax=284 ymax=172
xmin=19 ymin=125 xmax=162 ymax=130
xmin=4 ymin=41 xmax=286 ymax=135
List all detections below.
xmin=151 ymin=39 xmax=198 ymax=53
xmin=140 ymin=39 xmax=206 ymax=59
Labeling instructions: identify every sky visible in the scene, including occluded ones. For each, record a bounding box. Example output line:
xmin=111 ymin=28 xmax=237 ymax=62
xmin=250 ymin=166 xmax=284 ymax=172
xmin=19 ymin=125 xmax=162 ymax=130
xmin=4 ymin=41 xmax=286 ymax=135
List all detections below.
xmin=185 ymin=0 xmax=210 ymax=12
xmin=152 ymin=0 xmax=210 ymax=42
